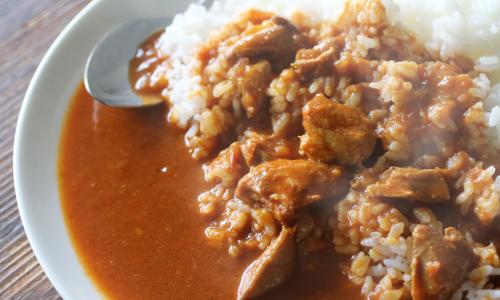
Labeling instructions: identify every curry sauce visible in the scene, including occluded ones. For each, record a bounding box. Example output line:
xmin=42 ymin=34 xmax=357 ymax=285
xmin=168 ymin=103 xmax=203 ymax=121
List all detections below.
xmin=59 ymin=1 xmax=500 ymax=298
xmin=58 ymin=83 xmax=359 ymax=299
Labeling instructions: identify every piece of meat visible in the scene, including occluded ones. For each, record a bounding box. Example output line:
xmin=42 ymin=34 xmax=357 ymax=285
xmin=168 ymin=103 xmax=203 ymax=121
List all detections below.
xmin=204 ymin=142 xmax=248 ymax=188
xmin=292 ymin=38 xmax=340 ymax=81
xmin=410 ymin=225 xmax=478 ymax=300
xmin=235 ymin=159 xmax=345 ymax=224
xmin=334 ymin=54 xmax=378 ymax=83
xmin=240 ymin=131 xmax=300 ymax=166
xmin=227 ymin=16 xmax=307 ymax=71
xmin=237 ymin=227 xmax=296 ymax=300
xmin=300 ymin=94 xmax=376 ymax=166
xmin=227 ymin=59 xmax=273 ymax=118
xmin=239 ymin=60 xmax=272 ymax=117
xmin=367 ymin=167 xmax=450 ymax=203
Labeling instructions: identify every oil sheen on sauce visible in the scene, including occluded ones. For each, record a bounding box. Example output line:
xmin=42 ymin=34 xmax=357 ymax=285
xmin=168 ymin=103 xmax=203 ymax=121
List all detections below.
xmin=58 ymin=83 xmax=359 ymax=299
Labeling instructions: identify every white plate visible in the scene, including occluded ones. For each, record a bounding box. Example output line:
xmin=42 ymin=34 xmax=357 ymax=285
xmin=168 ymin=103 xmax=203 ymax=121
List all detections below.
xmin=13 ymin=0 xmax=192 ymax=299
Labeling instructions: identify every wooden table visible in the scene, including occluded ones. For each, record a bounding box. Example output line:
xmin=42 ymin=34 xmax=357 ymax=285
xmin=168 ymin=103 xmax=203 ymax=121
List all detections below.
xmin=0 ymin=0 xmax=90 ymax=298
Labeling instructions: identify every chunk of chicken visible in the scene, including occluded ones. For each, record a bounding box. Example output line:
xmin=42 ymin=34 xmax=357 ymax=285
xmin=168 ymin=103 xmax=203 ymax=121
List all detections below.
xmin=235 ymin=159 xmax=345 ymax=225
xmin=237 ymin=227 xmax=295 ymax=299
xmin=367 ymin=167 xmax=450 ymax=203
xmin=227 ymin=16 xmax=307 ymax=71
xmin=204 ymin=142 xmax=248 ymax=188
xmin=292 ymin=38 xmax=340 ymax=81
xmin=410 ymin=225 xmax=478 ymax=300
xmin=237 ymin=60 xmax=272 ymax=117
xmin=300 ymin=94 xmax=376 ymax=165
xmin=240 ymin=131 xmax=300 ymax=166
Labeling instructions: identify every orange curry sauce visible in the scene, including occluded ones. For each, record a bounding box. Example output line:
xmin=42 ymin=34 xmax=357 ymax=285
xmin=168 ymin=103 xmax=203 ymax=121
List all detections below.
xmin=58 ymin=83 xmax=359 ymax=299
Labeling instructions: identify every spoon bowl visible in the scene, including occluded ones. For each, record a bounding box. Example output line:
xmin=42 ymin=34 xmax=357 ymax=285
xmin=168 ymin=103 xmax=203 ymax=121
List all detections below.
xmin=84 ymin=17 xmax=171 ymax=107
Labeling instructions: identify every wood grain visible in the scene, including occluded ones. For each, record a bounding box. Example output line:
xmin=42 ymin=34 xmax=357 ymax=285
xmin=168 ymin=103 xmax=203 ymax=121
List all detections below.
xmin=0 ymin=0 xmax=90 ymax=299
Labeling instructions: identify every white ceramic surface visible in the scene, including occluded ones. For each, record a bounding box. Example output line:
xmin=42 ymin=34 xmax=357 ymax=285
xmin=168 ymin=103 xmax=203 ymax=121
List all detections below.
xmin=13 ymin=0 xmax=193 ymax=299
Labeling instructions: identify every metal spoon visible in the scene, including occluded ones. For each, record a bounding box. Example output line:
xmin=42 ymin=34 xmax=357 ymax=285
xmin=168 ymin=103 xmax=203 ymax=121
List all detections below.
xmin=84 ymin=17 xmax=172 ymax=107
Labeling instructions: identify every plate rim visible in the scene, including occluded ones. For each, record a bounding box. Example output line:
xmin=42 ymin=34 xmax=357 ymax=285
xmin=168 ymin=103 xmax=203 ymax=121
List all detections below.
xmin=13 ymin=1 xmax=103 ymax=299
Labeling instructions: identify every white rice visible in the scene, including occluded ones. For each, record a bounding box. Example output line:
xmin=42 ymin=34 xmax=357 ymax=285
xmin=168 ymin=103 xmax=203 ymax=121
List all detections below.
xmin=159 ymin=0 xmax=347 ymax=127
xmin=386 ymin=0 xmax=500 ymax=76
xmin=387 ymin=0 xmax=500 ymax=150
xmin=158 ymin=1 xmax=500 ymax=298
xmin=159 ymin=0 xmax=500 ymax=146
